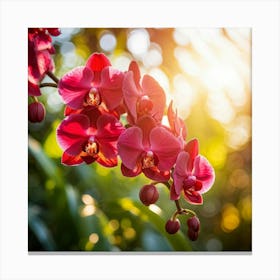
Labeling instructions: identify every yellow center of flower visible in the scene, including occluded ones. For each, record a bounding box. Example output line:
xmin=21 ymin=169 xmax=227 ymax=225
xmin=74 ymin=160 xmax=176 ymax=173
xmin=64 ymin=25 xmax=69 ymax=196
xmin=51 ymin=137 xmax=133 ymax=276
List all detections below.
xmin=84 ymin=88 xmax=101 ymax=107
xmin=84 ymin=141 xmax=98 ymax=156
xmin=142 ymin=151 xmax=155 ymax=169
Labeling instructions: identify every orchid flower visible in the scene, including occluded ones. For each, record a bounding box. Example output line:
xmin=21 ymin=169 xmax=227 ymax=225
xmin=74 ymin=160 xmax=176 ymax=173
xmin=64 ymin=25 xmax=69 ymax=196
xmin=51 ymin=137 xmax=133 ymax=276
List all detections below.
xmin=58 ymin=53 xmax=124 ymax=112
xmin=57 ymin=112 xmax=124 ymax=167
xmin=171 ymin=138 xmax=215 ymax=204
xmin=123 ymin=61 xmax=166 ymax=125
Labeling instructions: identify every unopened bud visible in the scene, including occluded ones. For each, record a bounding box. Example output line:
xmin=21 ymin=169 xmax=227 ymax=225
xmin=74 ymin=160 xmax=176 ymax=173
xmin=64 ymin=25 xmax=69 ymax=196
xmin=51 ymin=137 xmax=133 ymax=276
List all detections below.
xmin=139 ymin=184 xmax=159 ymax=206
xmin=28 ymin=101 xmax=46 ymax=123
xmin=187 ymin=228 xmax=199 ymax=241
xmin=165 ymin=218 xmax=180 ymax=234
xmin=187 ymin=216 xmax=200 ymax=232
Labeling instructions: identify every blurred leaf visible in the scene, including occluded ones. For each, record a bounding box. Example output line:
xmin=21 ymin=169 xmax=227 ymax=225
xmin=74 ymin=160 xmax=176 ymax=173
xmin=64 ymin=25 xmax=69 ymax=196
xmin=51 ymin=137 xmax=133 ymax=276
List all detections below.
xmin=28 ymin=136 xmax=63 ymax=187
xmin=142 ymin=228 xmax=172 ymax=251
xmin=119 ymin=198 xmax=192 ymax=251
xmin=65 ymin=184 xmax=79 ymax=220
xmin=43 ymin=120 xmax=62 ymax=159
xmin=28 ymin=206 xmax=56 ymax=250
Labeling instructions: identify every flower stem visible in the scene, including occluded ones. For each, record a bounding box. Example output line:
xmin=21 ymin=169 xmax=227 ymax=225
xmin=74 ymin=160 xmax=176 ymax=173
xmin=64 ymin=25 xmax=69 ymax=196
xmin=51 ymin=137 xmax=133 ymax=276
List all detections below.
xmin=175 ymin=200 xmax=182 ymax=212
xmin=31 ymin=96 xmax=38 ymax=103
xmin=47 ymin=71 xmax=59 ymax=84
xmin=40 ymin=82 xmax=58 ymax=88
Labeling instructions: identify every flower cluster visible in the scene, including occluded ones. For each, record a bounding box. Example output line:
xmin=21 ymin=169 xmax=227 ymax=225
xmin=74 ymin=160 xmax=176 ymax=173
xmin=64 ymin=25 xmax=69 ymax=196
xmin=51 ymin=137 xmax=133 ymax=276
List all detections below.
xmin=28 ymin=28 xmax=60 ymax=122
xmin=54 ymin=51 xmax=215 ymax=241
xmin=28 ymin=27 xmax=215 ymax=242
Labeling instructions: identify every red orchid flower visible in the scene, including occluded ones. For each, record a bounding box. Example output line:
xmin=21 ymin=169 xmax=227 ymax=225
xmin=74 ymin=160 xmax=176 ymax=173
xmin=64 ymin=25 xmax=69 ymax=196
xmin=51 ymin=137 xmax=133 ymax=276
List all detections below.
xmin=167 ymin=101 xmax=187 ymax=140
xmin=58 ymin=53 xmax=124 ymax=112
xmin=170 ymin=139 xmax=215 ymax=204
xmin=123 ymin=61 xmax=166 ymax=125
xmin=28 ymin=28 xmax=60 ymax=96
xmin=117 ymin=116 xmax=182 ymax=181
xmin=56 ymin=112 xmax=124 ymax=167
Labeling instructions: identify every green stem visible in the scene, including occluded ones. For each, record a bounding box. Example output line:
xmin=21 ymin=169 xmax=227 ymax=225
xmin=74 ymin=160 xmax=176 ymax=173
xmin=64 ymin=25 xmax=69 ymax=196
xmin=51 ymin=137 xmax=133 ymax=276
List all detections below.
xmin=47 ymin=71 xmax=59 ymax=84
xmin=175 ymin=200 xmax=182 ymax=212
xmin=31 ymin=96 xmax=38 ymax=103
xmin=40 ymin=82 xmax=58 ymax=88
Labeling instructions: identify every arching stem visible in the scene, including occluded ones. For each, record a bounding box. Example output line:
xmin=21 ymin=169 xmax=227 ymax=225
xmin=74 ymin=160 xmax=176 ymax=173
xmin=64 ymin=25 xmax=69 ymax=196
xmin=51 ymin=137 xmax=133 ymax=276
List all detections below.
xmin=40 ymin=82 xmax=58 ymax=88
xmin=47 ymin=71 xmax=59 ymax=84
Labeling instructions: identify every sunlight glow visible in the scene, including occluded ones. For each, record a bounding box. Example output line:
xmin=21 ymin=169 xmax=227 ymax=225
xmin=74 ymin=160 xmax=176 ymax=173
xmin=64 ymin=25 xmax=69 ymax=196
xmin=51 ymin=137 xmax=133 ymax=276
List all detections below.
xmin=148 ymin=204 xmax=162 ymax=215
xmin=172 ymin=74 xmax=196 ymax=119
xmin=113 ymin=53 xmax=131 ymax=71
xmin=221 ymin=204 xmax=240 ymax=232
xmin=127 ymin=29 xmax=150 ymax=56
xmin=99 ymin=31 xmax=117 ymax=52
xmin=207 ymin=91 xmax=235 ymax=124
xmin=89 ymin=233 xmax=99 ymax=244
xmin=119 ymin=198 xmax=140 ymax=216
xmin=80 ymin=205 xmax=96 ymax=217
xmin=226 ymin=116 xmax=251 ymax=149
xmin=82 ymin=194 xmax=95 ymax=205
xmin=172 ymin=28 xmax=250 ymax=136
xmin=143 ymin=43 xmax=162 ymax=68
xmin=123 ymin=227 xmax=136 ymax=240
xmin=239 ymin=196 xmax=252 ymax=221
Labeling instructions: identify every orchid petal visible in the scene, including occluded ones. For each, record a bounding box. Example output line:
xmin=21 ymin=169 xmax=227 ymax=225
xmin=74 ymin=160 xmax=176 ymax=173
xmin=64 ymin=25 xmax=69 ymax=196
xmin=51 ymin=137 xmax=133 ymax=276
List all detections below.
xmin=142 ymin=74 xmax=166 ymax=122
xmin=97 ymin=140 xmax=117 ymax=160
xmin=96 ymin=114 xmax=124 ymax=142
xmin=143 ymin=168 xmax=170 ymax=182
xmin=128 ymin=61 xmax=141 ymax=89
xmin=184 ymin=190 xmax=203 ymax=205
xmin=96 ymin=154 xmax=118 ymax=167
xmin=121 ymin=163 xmax=142 ymax=177
xmin=28 ymin=80 xmax=41 ymax=96
xmin=193 ymin=155 xmax=215 ymax=193
xmin=34 ymin=32 xmax=52 ymax=52
xmin=81 ymin=155 xmax=97 ymax=165
xmin=58 ymin=66 xmax=93 ymax=109
xmin=85 ymin=53 xmax=111 ymax=85
xmin=122 ymin=71 xmax=141 ymax=123
xmin=64 ymin=139 xmax=87 ymax=156
xmin=170 ymin=183 xmax=181 ymax=200
xmin=117 ymin=126 xmax=144 ymax=170
xmin=135 ymin=116 xmax=157 ymax=147
xmin=57 ymin=114 xmax=89 ymax=153
xmin=173 ymin=151 xmax=189 ymax=195
xmin=99 ymin=67 xmax=124 ymax=111
xmin=185 ymin=138 xmax=199 ymax=172
xmin=61 ymin=152 xmax=83 ymax=166
xmin=150 ymin=127 xmax=182 ymax=171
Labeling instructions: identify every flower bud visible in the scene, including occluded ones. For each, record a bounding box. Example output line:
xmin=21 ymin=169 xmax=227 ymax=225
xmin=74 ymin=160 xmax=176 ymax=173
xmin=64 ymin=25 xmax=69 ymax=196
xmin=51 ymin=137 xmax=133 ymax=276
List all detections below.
xmin=165 ymin=218 xmax=180 ymax=234
xmin=187 ymin=216 xmax=200 ymax=232
xmin=187 ymin=228 xmax=199 ymax=241
xmin=139 ymin=184 xmax=159 ymax=206
xmin=28 ymin=101 xmax=46 ymax=123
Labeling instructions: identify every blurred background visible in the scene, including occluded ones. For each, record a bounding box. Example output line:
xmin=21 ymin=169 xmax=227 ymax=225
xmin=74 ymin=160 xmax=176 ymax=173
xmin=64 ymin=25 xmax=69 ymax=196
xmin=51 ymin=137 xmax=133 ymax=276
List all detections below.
xmin=28 ymin=28 xmax=251 ymax=252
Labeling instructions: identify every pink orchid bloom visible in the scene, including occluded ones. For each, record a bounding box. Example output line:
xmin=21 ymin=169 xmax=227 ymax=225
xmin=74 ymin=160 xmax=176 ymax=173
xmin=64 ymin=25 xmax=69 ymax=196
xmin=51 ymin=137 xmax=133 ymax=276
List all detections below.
xmin=28 ymin=28 xmax=59 ymax=96
xmin=57 ymin=112 xmax=124 ymax=167
xmin=171 ymin=139 xmax=215 ymax=204
xmin=58 ymin=53 xmax=124 ymax=112
xmin=123 ymin=61 xmax=166 ymax=125
xmin=117 ymin=117 xmax=182 ymax=181
xmin=167 ymin=101 xmax=187 ymax=140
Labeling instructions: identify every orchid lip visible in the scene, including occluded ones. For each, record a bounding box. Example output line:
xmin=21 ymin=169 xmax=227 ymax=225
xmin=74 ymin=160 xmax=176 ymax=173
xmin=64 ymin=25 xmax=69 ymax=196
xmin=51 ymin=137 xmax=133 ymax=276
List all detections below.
xmin=142 ymin=151 xmax=155 ymax=169
xmin=137 ymin=95 xmax=153 ymax=115
xmin=84 ymin=87 xmax=101 ymax=107
xmin=184 ymin=175 xmax=197 ymax=187
xmin=83 ymin=138 xmax=99 ymax=156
